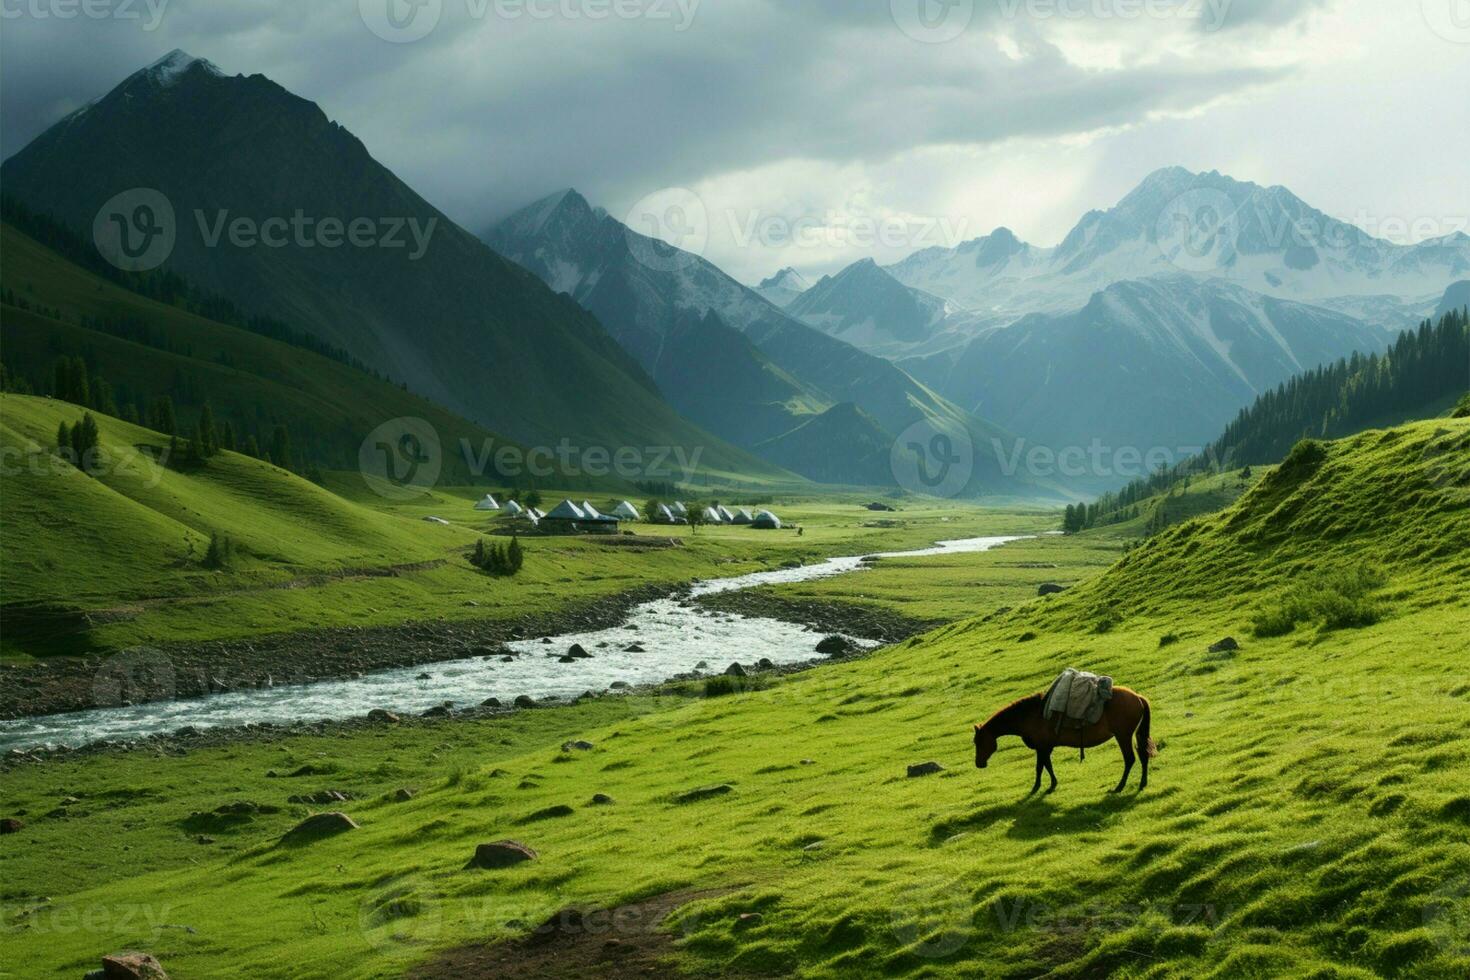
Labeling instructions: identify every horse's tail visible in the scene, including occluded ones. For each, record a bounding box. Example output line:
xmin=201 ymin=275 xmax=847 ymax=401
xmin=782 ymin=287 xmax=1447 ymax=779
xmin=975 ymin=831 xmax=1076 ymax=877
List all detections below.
xmin=1137 ymin=696 xmax=1158 ymax=758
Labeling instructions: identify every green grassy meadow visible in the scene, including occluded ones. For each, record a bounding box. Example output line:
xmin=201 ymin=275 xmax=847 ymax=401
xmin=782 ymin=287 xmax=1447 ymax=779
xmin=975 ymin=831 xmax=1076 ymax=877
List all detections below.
xmin=2 ymin=417 xmax=1466 ymax=977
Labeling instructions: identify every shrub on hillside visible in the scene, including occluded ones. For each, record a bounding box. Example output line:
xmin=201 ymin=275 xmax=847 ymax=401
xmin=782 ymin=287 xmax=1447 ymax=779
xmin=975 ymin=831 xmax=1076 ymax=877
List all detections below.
xmin=1453 ymin=392 xmax=1470 ymax=419
xmin=1252 ymin=564 xmax=1386 ymax=637
xmin=203 ymin=532 xmax=235 ymax=570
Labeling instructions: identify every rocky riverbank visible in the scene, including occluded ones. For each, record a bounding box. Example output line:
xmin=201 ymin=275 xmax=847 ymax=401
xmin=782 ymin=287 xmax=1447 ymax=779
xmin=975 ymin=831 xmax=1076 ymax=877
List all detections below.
xmin=692 ymin=589 xmax=938 ymax=644
xmin=0 ymin=584 xmax=682 ymax=721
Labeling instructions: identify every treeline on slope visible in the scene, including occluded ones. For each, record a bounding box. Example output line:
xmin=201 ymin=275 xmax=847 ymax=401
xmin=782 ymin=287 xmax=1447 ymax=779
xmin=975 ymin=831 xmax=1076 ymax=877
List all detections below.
xmin=0 ymin=196 xmax=384 ymax=379
xmin=4 ymin=354 xmax=314 ymax=478
xmin=1076 ymin=308 xmax=1469 ymax=531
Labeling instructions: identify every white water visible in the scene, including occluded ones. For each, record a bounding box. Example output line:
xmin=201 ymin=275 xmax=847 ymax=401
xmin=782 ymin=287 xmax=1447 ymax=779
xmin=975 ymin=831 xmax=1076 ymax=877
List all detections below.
xmin=0 ymin=536 xmax=1025 ymax=751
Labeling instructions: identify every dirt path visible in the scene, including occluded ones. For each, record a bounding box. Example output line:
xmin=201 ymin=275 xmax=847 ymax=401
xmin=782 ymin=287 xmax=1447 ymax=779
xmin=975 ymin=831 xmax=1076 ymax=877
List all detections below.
xmin=410 ymin=889 xmax=749 ymax=980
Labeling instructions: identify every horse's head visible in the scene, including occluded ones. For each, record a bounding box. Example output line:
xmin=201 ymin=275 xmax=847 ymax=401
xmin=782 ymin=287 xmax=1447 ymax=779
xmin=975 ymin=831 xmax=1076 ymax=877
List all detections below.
xmin=974 ymin=724 xmax=997 ymax=769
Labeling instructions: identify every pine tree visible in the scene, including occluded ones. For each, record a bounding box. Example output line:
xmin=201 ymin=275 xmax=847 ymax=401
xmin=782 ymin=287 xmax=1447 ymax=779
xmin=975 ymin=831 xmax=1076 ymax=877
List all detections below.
xmin=220 ymin=420 xmax=236 ymax=453
xmin=56 ymin=420 xmax=72 ymax=459
xmin=270 ymin=424 xmax=292 ymax=471
xmin=472 ymin=539 xmax=487 ymax=568
xmin=70 ymin=413 xmax=101 ymax=474
xmin=196 ymin=404 xmax=218 ymax=458
xmin=243 ymin=434 xmax=262 ymax=459
xmin=508 ymin=534 xmax=524 ymax=574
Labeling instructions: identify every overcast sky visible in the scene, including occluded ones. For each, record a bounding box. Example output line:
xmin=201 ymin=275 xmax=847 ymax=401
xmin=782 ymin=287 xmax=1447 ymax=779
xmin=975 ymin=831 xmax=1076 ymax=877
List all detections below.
xmin=2 ymin=0 xmax=1467 ymax=282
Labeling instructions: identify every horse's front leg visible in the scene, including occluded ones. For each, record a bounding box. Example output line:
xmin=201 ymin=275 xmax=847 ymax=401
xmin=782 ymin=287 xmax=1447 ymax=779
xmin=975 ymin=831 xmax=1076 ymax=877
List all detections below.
xmin=1029 ymin=750 xmax=1044 ymax=795
xmin=1110 ymin=733 xmax=1135 ymax=793
xmin=1042 ymin=747 xmax=1058 ymax=793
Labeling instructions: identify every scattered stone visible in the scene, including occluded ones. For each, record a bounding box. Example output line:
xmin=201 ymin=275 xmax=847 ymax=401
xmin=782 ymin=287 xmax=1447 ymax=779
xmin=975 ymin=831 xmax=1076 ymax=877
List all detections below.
xmin=195 ymin=835 xmax=215 ymax=845
xmin=608 ymin=681 xmax=630 ymax=690
xmin=816 ymin=635 xmax=854 ymax=655
xmin=288 ymin=790 xmax=353 ymax=805
xmin=558 ymin=656 xmax=578 ymax=664
xmin=97 ymin=951 xmax=169 ymax=979
xmin=907 ymin=762 xmax=944 ymax=778
xmin=514 ymin=695 xmax=536 ymax=709
xmin=674 ymin=784 xmax=734 ymax=804
xmin=567 ymin=644 xmax=593 ymax=660
xmin=481 ymin=697 xmax=502 ymax=708
xmin=589 ymin=793 xmax=614 ymax=806
xmin=1209 ymin=637 xmax=1241 ymax=653
xmin=415 ymin=672 xmax=432 ymax=680
xmin=562 ymin=740 xmax=595 ymax=752
xmin=279 ymin=812 xmax=358 ymax=846
xmin=0 ymin=818 xmax=22 ymax=834
xmin=735 ymin=912 xmax=764 ymax=928
xmin=1038 ymin=584 xmax=1067 ymax=596
xmin=800 ymin=759 xmax=816 ymax=766
xmin=802 ymin=841 xmax=825 ymax=852
xmin=757 ymin=658 xmax=774 ymax=669
xmin=393 ymin=788 xmax=416 ymax=803
xmin=624 ymin=643 xmax=646 ymax=653
xmin=465 ymin=840 xmax=537 ymax=869
xmin=422 ymin=705 xmax=452 ymax=718
xmin=366 ymin=709 xmax=400 ymax=724
xmin=517 ymin=804 xmax=575 ymax=824
xmin=724 ymin=663 xmax=747 ymax=677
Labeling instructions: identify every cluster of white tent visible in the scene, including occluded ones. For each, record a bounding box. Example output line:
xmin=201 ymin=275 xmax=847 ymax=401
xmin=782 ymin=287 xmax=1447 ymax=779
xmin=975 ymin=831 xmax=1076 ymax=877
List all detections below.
xmin=475 ymin=493 xmax=782 ymax=530
xmin=474 ymin=494 xmax=642 ymax=532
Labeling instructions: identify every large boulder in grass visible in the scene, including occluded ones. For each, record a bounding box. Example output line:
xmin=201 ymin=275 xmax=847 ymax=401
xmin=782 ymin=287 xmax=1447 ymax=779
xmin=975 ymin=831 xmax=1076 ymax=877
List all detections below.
xmin=279 ymin=812 xmax=358 ymax=846
xmin=0 ymin=818 xmax=22 ymax=834
xmin=465 ymin=840 xmax=537 ymax=869
xmin=1038 ymin=583 xmax=1067 ymax=597
xmin=1208 ymin=637 xmax=1241 ymax=654
xmin=98 ymin=952 xmax=169 ymax=979
xmin=816 ymin=635 xmax=855 ymax=655
xmin=907 ymin=762 xmax=944 ymax=778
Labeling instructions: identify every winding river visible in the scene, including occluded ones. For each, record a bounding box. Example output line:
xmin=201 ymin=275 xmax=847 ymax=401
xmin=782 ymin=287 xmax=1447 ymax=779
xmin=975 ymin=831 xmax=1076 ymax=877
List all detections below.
xmin=0 ymin=535 xmax=1026 ymax=751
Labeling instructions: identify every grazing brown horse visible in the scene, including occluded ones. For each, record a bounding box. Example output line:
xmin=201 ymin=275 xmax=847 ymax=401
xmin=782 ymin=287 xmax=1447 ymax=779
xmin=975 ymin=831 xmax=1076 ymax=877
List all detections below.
xmin=973 ymin=687 xmax=1156 ymax=794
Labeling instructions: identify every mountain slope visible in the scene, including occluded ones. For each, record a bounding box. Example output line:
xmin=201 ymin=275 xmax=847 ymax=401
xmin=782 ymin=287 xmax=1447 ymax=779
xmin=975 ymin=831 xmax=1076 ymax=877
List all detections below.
xmin=0 ymin=52 xmax=786 ymax=483
xmin=754 ymin=402 xmax=895 ymax=486
xmin=942 ymin=276 xmax=1392 ymax=456
xmin=786 ymin=258 xmax=953 ymax=355
xmin=489 ymin=190 xmax=1038 ymax=494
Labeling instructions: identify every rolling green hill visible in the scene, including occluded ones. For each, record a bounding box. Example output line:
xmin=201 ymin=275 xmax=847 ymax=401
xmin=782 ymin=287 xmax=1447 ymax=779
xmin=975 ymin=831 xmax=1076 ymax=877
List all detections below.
xmin=3 ymin=416 xmax=1466 ymax=977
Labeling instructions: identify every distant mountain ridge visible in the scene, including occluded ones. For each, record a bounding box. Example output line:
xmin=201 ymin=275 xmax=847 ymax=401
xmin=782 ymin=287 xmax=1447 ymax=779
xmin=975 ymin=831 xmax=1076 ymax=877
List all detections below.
xmin=755 ymin=267 xmax=811 ymax=307
xmin=488 ymin=189 xmax=1037 ymax=493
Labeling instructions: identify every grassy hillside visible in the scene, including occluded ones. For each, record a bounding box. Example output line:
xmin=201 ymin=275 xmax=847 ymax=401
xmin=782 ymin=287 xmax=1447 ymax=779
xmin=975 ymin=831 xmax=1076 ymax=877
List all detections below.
xmin=2 ymin=417 xmax=1466 ymax=977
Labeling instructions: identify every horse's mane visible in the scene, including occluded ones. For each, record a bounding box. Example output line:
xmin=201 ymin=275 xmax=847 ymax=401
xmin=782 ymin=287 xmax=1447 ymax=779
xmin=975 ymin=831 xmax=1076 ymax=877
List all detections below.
xmin=979 ymin=691 xmax=1044 ymax=730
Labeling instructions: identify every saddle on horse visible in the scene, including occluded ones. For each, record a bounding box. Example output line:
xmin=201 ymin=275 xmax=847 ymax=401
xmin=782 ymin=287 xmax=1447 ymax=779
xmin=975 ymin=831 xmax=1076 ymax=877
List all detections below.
xmin=1043 ymin=668 xmax=1114 ymax=759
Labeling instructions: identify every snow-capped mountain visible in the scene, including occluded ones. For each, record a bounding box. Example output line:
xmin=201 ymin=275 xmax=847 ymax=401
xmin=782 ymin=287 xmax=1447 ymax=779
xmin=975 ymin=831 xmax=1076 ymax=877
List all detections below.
xmin=936 ymin=275 xmax=1391 ymax=456
xmin=755 ymin=267 xmax=811 ymax=307
xmin=785 ymin=259 xmax=955 ymax=356
xmin=887 ymin=168 xmax=1469 ymax=328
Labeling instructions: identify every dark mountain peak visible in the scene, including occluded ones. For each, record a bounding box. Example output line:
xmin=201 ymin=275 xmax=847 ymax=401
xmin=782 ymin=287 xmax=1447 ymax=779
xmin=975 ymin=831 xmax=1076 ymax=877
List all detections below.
xmin=758 ymin=266 xmax=808 ymax=290
xmin=496 ymin=188 xmax=599 ymax=240
xmin=125 ymin=49 xmax=226 ymax=90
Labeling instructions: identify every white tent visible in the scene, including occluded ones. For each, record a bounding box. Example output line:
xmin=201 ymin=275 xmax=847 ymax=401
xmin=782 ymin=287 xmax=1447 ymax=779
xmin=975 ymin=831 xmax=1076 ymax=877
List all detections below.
xmin=503 ymin=500 xmax=524 ymax=516
xmin=612 ymin=501 xmax=640 ymax=521
xmin=702 ymin=506 xmax=724 ymax=524
xmin=474 ymin=494 xmax=501 ymax=512
xmin=580 ymin=500 xmax=602 ymax=518
xmin=716 ymin=505 xmax=735 ymax=523
xmin=731 ymin=508 xmax=754 ymax=525
xmin=752 ymin=509 xmax=782 ymax=529
xmin=655 ymin=503 xmax=675 ymax=523
xmin=669 ymin=501 xmax=688 ymax=518
xmin=529 ymin=507 xmax=547 ymax=521
xmin=546 ymin=500 xmax=587 ymax=521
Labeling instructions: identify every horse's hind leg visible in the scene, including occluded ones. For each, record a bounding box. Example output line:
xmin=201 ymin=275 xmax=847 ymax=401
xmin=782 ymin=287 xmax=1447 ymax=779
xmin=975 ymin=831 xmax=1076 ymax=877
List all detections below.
xmin=1030 ymin=751 xmax=1044 ymax=796
xmin=1042 ymin=748 xmax=1058 ymax=794
xmin=1110 ymin=733 xmax=1135 ymax=793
